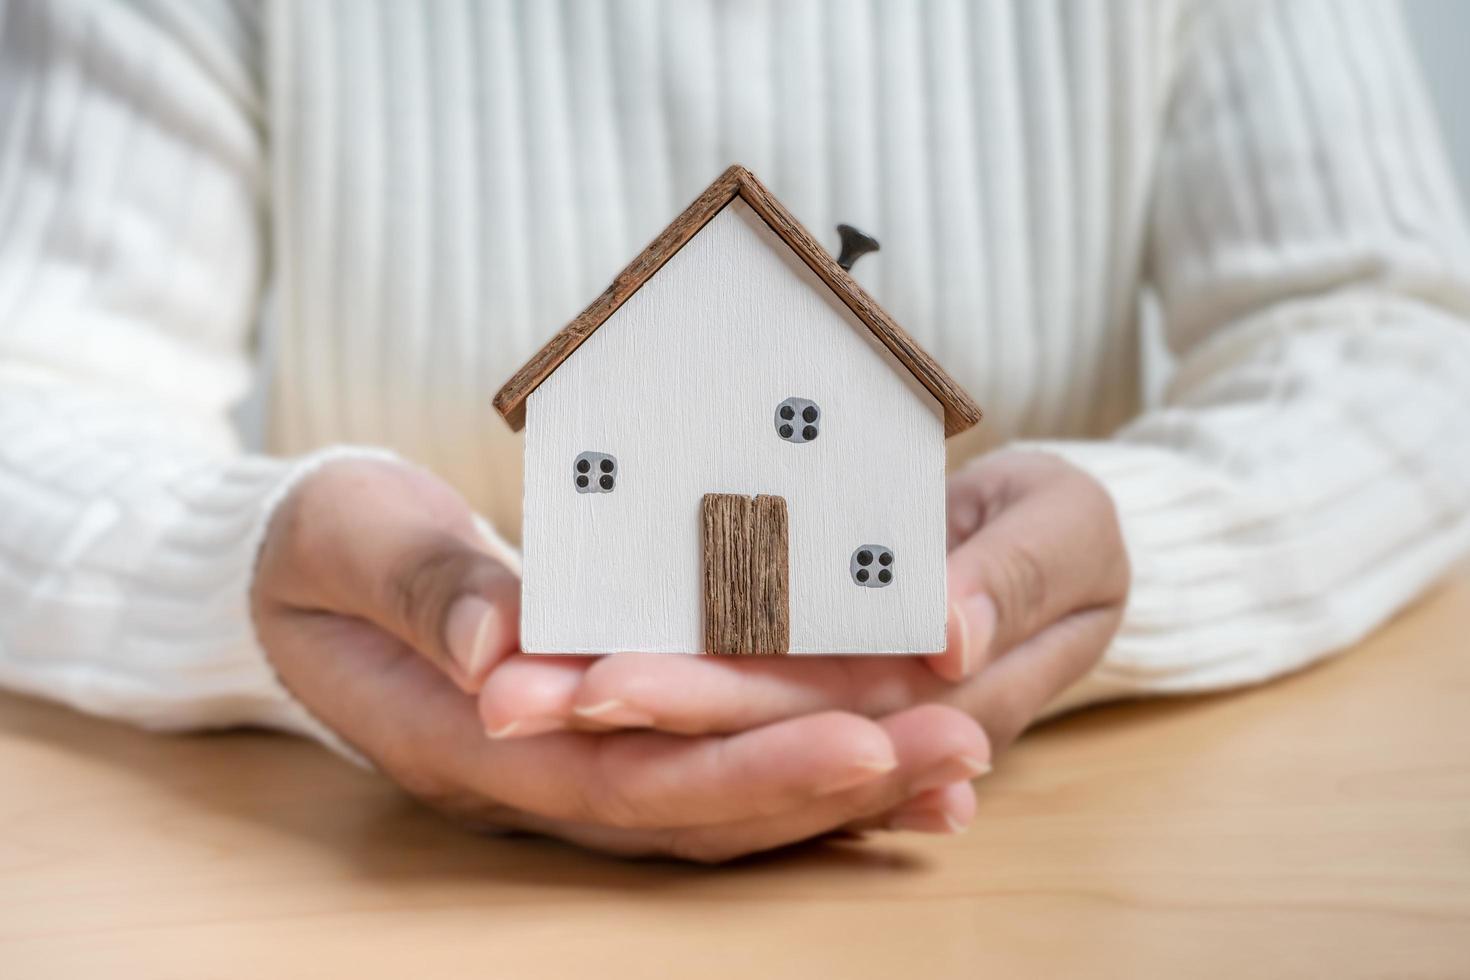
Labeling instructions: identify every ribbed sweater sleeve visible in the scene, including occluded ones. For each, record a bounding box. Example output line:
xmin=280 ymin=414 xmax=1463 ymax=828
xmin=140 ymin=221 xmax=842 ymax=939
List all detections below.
xmin=4 ymin=0 xmax=1467 ymax=740
xmin=0 ymin=0 xmax=369 ymax=750
xmin=1039 ymin=0 xmax=1470 ymax=712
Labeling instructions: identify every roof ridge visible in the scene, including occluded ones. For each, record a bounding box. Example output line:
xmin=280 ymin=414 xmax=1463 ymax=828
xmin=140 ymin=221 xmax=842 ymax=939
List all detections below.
xmin=493 ymin=164 xmax=982 ymax=436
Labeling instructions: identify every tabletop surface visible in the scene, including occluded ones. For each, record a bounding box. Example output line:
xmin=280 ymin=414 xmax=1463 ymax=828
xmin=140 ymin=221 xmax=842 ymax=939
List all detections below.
xmin=2 ymin=576 xmax=1468 ymax=978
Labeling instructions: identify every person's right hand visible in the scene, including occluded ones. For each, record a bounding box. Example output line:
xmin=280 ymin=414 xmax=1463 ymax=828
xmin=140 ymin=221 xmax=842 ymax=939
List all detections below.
xmin=249 ymin=458 xmax=991 ymax=862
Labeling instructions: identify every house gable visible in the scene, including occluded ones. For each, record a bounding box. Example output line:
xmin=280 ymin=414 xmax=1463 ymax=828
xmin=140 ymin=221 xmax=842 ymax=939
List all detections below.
xmin=493 ymin=165 xmax=982 ymax=437
xmin=518 ymin=199 xmax=948 ymax=654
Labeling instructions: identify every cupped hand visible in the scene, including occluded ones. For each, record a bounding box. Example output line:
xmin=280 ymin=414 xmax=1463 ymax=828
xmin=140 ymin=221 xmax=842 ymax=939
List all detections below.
xmin=483 ymin=451 xmax=1129 ymax=753
xmin=250 ymin=458 xmax=990 ymax=862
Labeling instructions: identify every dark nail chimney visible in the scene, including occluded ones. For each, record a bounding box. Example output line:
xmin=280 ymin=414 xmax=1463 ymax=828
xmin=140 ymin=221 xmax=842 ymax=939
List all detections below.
xmin=835 ymin=224 xmax=880 ymax=271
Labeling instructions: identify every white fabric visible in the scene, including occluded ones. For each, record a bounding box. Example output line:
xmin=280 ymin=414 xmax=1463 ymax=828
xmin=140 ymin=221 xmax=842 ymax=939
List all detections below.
xmin=1 ymin=0 xmax=1468 ymax=749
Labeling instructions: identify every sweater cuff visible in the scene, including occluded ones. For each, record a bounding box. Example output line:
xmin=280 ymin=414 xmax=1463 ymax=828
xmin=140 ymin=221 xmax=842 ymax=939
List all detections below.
xmin=1012 ymin=439 xmax=1254 ymax=718
xmin=197 ymin=446 xmax=401 ymax=763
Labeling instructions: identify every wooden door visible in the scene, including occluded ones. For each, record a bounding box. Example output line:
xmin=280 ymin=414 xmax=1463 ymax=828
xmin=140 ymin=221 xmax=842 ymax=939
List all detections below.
xmin=701 ymin=493 xmax=790 ymax=655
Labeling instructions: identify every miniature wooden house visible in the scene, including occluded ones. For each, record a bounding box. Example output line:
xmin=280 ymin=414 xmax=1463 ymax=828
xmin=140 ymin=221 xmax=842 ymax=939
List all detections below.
xmin=494 ymin=166 xmax=981 ymax=656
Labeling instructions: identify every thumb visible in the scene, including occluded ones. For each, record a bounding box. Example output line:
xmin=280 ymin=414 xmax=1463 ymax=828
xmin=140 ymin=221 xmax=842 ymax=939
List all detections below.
xmin=379 ymin=533 xmax=522 ymax=693
xmin=258 ymin=459 xmax=522 ymax=694
xmin=927 ymin=457 xmax=1125 ymax=683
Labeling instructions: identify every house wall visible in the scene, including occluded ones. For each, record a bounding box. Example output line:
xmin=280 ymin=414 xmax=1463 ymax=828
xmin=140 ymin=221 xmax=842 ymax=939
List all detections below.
xmin=521 ymin=198 xmax=947 ymax=654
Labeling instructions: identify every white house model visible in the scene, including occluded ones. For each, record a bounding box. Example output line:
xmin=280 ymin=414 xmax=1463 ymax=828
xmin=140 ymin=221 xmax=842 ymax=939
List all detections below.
xmin=494 ymin=166 xmax=982 ymax=657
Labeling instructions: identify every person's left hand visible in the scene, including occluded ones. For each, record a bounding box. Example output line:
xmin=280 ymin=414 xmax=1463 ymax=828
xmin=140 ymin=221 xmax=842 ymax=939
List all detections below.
xmin=480 ymin=451 xmax=1130 ymax=756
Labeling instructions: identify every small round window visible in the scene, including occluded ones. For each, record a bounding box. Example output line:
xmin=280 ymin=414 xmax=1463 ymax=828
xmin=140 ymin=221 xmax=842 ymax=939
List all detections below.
xmin=775 ymin=397 xmax=820 ymax=443
xmin=574 ymin=452 xmax=617 ymax=493
xmin=851 ymin=545 xmax=895 ymax=588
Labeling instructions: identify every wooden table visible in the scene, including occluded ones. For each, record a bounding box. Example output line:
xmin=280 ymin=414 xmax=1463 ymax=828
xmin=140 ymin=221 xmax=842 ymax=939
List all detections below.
xmin=3 ymin=577 xmax=1468 ymax=978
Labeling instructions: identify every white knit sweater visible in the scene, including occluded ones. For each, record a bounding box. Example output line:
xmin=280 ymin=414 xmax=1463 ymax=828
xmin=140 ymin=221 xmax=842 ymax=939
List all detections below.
xmin=2 ymin=0 xmax=1468 ymax=747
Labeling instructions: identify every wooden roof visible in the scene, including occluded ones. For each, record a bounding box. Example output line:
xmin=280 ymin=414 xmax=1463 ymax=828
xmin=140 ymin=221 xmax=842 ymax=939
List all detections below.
xmin=492 ymin=165 xmax=983 ymax=437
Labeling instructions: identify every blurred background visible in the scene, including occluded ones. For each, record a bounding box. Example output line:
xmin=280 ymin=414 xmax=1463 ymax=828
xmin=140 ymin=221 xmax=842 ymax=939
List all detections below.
xmin=1128 ymin=0 xmax=1470 ymax=408
xmin=1405 ymin=0 xmax=1470 ymax=196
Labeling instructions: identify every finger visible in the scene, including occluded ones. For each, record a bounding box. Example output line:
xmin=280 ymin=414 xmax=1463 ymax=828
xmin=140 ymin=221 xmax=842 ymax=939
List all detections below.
xmin=546 ymin=652 xmax=943 ymax=736
xmin=286 ymin=604 xmax=989 ymax=853
xmin=261 ymin=460 xmax=521 ymax=693
xmin=407 ymin=539 xmax=521 ymax=693
xmin=345 ymin=529 xmax=519 ymax=693
xmin=931 ymin=457 xmax=1126 ymax=681
xmin=282 ymin=620 xmax=905 ymax=832
xmin=968 ymin=604 xmax=1124 ymax=751
xmin=890 ymin=781 xmax=979 ymax=834
xmin=633 ymin=705 xmax=988 ymax=862
xmin=477 ymin=705 xmax=988 ymax=862
xmin=478 ymin=654 xmax=596 ymax=738
xmin=849 ymin=781 xmax=979 ymax=835
xmin=629 ymin=705 xmax=990 ymax=862
xmin=479 ymin=784 xmax=975 ymax=861
xmin=475 ymin=711 xmax=903 ymax=828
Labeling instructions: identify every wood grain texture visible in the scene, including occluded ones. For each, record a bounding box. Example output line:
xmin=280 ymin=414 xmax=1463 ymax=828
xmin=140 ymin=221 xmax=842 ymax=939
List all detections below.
xmin=492 ymin=164 xmax=983 ymax=437
xmin=702 ymin=493 xmax=789 ymax=655
xmin=4 ymin=572 xmax=1469 ymax=977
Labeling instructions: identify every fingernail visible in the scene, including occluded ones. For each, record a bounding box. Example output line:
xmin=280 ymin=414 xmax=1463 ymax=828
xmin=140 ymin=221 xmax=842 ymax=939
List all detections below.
xmin=486 ymin=716 xmax=565 ymax=740
xmin=947 ymin=600 xmax=970 ymax=673
xmin=816 ymin=757 xmax=898 ymax=796
xmin=886 ymin=809 xmax=967 ymax=835
xmin=573 ymin=699 xmax=655 ymax=728
xmin=911 ymin=754 xmax=992 ymax=794
xmin=951 ymin=593 xmax=996 ymax=676
xmin=445 ymin=596 xmax=498 ymax=679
